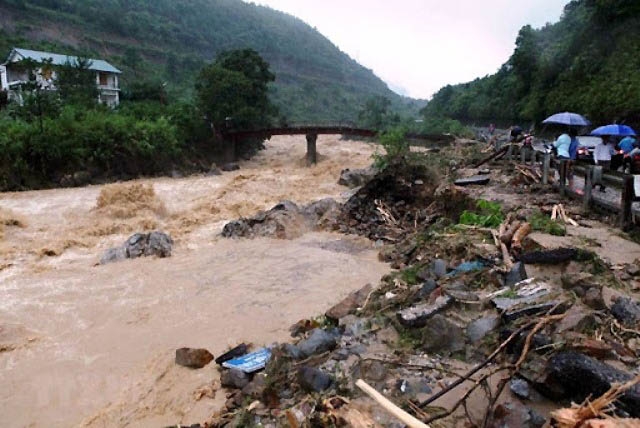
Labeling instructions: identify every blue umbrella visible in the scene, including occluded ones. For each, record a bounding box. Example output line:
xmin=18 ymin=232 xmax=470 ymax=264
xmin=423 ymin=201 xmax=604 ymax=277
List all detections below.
xmin=542 ymin=112 xmax=590 ymax=126
xmin=590 ymin=124 xmax=636 ymax=137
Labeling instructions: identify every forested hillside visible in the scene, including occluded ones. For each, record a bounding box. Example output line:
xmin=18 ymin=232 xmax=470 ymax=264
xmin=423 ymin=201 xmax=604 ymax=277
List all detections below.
xmin=0 ymin=0 xmax=423 ymax=121
xmin=422 ymin=0 xmax=640 ymax=126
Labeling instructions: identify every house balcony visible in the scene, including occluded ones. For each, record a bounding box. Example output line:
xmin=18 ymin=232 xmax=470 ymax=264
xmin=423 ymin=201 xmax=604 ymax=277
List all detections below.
xmin=98 ymin=85 xmax=120 ymax=92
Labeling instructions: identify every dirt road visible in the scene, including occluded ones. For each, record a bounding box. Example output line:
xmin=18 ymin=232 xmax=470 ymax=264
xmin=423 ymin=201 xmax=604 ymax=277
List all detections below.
xmin=0 ymin=136 xmax=389 ymax=427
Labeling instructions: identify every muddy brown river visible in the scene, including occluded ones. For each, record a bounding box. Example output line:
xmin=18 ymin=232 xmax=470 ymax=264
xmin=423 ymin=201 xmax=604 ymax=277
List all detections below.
xmin=0 ymin=136 xmax=390 ymax=427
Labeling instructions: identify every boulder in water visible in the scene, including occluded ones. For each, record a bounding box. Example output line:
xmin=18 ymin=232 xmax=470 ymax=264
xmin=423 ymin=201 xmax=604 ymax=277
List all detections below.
xmin=100 ymin=231 xmax=173 ymax=264
xmin=338 ymin=167 xmax=377 ymax=188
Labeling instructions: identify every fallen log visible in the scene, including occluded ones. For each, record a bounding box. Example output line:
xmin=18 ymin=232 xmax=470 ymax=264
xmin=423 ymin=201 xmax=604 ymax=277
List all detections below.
xmin=473 ymin=146 xmax=508 ymax=168
xmin=500 ymin=220 xmax=522 ymax=245
xmin=511 ymin=222 xmax=532 ymax=251
xmin=518 ymin=248 xmax=578 ymax=264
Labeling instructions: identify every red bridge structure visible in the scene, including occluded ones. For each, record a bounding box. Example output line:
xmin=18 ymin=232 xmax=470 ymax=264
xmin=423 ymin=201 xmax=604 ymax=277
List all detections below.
xmin=221 ymin=125 xmax=454 ymax=165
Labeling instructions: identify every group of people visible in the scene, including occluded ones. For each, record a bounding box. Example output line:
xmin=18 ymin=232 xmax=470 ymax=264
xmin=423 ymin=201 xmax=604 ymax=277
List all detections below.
xmin=552 ymin=129 xmax=638 ymax=191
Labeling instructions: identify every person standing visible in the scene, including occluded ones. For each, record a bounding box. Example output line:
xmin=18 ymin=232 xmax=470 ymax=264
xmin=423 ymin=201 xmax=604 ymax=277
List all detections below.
xmin=554 ymin=129 xmax=577 ymax=188
xmin=593 ymin=136 xmax=615 ymax=191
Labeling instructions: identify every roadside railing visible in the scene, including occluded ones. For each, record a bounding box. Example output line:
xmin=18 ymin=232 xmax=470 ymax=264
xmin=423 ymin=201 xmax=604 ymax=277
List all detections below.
xmin=498 ymin=143 xmax=636 ymax=228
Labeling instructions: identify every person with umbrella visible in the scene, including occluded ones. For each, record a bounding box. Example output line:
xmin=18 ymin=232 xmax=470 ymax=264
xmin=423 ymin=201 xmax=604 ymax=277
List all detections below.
xmin=593 ymin=136 xmax=616 ymax=191
xmin=543 ymin=112 xmax=590 ymax=188
xmin=591 ymin=124 xmax=638 ymax=173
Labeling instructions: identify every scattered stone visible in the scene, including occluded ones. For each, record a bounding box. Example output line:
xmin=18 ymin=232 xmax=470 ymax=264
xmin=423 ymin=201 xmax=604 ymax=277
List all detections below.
xmin=357 ymin=360 xmax=387 ymax=382
xmin=416 ymin=279 xmax=438 ymax=299
xmin=431 ymin=259 xmax=448 ymax=279
xmin=221 ymin=162 xmax=240 ymax=172
xmin=491 ymin=400 xmax=537 ymax=428
xmin=626 ymin=264 xmax=640 ymax=277
xmin=467 ymin=315 xmax=500 ymax=343
xmin=445 ymin=289 xmax=479 ymax=302
xmin=583 ymin=287 xmax=605 ymax=310
xmin=325 ymin=283 xmax=373 ymax=321
xmin=338 ymin=167 xmax=377 ymax=188
xmin=297 ymin=366 xmax=332 ymax=392
xmin=454 ymin=175 xmax=490 ymax=186
xmin=175 ymin=348 xmax=214 ymax=369
xmin=339 ymin=315 xmax=369 ymax=337
xmin=215 ymin=344 xmax=248 ymax=365
xmin=561 ymin=272 xmax=595 ymax=290
xmin=396 ymin=295 xmax=453 ymax=328
xmin=556 ymin=305 xmax=595 ymax=334
xmin=295 ymin=329 xmax=337 ymax=359
xmin=601 ymin=286 xmax=626 ymax=310
xmin=544 ymin=352 xmax=640 ymax=417
xmin=420 ymin=314 xmax=465 ymax=355
xmin=610 ymin=297 xmax=640 ymax=327
xmin=220 ymin=369 xmax=251 ymax=389
xmin=242 ymin=373 xmax=267 ymax=398
xmin=510 ymin=378 xmax=531 ymax=400
xmin=505 ymin=262 xmax=528 ymax=287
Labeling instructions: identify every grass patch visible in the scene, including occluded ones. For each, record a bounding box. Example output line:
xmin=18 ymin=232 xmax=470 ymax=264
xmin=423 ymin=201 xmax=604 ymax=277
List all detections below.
xmin=529 ymin=210 xmax=566 ymax=236
xmin=459 ymin=199 xmax=504 ymax=228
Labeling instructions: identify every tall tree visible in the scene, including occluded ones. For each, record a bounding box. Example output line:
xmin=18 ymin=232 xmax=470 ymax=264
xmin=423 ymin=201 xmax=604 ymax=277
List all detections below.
xmin=195 ymin=48 xmax=277 ymax=132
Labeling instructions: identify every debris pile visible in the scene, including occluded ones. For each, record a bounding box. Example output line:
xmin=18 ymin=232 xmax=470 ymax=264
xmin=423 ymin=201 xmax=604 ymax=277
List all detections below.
xmin=179 ymin=156 xmax=640 ymax=427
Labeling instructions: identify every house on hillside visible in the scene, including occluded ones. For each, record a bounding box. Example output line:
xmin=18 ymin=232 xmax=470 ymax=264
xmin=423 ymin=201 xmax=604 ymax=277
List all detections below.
xmin=0 ymin=48 xmax=122 ymax=107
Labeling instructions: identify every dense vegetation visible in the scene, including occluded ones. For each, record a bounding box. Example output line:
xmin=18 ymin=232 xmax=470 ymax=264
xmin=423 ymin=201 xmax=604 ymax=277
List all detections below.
xmin=0 ymin=49 xmax=277 ymax=190
xmin=0 ymin=0 xmax=423 ymax=122
xmin=422 ymin=0 xmax=640 ymax=127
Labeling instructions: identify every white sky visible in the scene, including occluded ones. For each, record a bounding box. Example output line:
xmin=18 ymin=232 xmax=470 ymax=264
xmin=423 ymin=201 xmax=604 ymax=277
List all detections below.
xmin=247 ymin=0 xmax=570 ymax=99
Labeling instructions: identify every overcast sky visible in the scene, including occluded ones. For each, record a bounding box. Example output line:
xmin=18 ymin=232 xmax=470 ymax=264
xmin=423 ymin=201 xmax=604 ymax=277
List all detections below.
xmin=247 ymin=0 xmax=570 ymax=99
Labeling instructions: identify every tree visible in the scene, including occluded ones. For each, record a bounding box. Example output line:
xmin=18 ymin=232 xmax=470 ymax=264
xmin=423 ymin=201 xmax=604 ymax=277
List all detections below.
xmin=56 ymin=57 xmax=99 ymax=106
xmin=195 ymin=48 xmax=277 ymax=131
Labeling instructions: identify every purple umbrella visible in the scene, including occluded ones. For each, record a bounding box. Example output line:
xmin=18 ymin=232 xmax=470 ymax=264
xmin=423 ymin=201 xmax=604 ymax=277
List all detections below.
xmin=542 ymin=112 xmax=590 ymax=127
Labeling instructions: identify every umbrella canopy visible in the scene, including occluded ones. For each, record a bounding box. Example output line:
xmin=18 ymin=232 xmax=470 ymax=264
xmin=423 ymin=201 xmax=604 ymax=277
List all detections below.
xmin=590 ymin=124 xmax=637 ymax=137
xmin=542 ymin=112 xmax=590 ymax=126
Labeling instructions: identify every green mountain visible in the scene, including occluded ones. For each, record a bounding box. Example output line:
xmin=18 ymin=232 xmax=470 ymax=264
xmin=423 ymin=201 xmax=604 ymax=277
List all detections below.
xmin=422 ymin=0 xmax=640 ymax=126
xmin=0 ymin=0 xmax=423 ymax=122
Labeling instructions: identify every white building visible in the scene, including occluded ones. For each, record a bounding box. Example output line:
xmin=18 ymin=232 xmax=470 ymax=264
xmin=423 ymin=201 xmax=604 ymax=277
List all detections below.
xmin=0 ymin=48 xmax=122 ymax=107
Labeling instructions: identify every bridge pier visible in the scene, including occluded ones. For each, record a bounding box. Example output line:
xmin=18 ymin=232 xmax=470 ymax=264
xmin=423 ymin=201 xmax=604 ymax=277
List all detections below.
xmin=224 ymin=137 xmax=237 ymax=163
xmin=306 ymin=133 xmax=318 ymax=165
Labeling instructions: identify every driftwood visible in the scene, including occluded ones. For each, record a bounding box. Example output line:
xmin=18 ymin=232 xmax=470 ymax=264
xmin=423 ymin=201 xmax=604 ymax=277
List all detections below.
xmin=500 ymin=220 xmax=522 ymax=245
xmin=511 ymin=222 xmax=532 ymax=251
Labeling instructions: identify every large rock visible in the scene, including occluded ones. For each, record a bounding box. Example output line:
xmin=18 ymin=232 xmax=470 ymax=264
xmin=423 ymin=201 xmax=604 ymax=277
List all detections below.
xmin=293 ymin=329 xmax=337 ymax=359
xmin=101 ymin=231 xmax=173 ymax=264
xmin=610 ymin=297 xmax=640 ymax=327
xmin=420 ymin=314 xmax=465 ymax=355
xmin=397 ymin=295 xmax=452 ymax=328
xmin=297 ymin=366 xmax=332 ymax=392
xmin=544 ymin=352 xmax=640 ymax=417
xmin=220 ymin=368 xmax=251 ymax=389
xmin=175 ymin=348 xmax=214 ymax=369
xmin=222 ymin=199 xmax=339 ymax=239
xmin=338 ymin=167 xmax=377 ymax=188
xmin=556 ymin=305 xmax=595 ymax=333
xmin=467 ymin=315 xmax=500 ymax=343
xmin=325 ymin=283 xmax=373 ymax=321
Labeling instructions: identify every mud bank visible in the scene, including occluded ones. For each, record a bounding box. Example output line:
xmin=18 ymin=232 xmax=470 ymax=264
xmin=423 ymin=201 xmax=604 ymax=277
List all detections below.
xmin=0 ymin=136 xmax=390 ymax=427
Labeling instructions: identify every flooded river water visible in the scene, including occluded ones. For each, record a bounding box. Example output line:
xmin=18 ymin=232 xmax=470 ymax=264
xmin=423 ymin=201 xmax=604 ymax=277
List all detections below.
xmin=0 ymin=136 xmax=390 ymax=427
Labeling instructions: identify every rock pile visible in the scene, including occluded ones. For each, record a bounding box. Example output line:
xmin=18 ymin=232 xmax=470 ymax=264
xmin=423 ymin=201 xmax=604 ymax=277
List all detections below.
xmin=100 ymin=231 xmax=173 ymax=264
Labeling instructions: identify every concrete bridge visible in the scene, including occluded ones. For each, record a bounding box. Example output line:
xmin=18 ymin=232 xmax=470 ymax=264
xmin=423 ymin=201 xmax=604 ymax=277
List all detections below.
xmin=221 ymin=125 xmax=455 ymax=165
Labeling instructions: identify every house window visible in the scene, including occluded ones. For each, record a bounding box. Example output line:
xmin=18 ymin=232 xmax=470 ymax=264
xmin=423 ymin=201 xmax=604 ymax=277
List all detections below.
xmin=99 ymin=73 xmax=108 ymax=86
